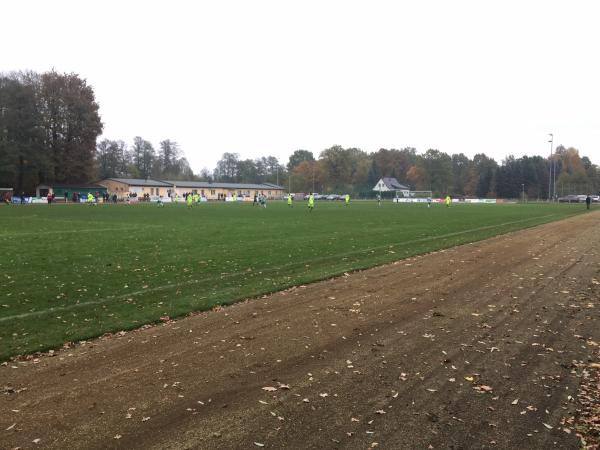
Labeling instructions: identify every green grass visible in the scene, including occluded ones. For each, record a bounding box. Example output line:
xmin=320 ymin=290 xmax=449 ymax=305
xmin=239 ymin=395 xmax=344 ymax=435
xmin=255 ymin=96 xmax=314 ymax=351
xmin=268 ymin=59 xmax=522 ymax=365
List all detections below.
xmin=0 ymin=200 xmax=586 ymax=360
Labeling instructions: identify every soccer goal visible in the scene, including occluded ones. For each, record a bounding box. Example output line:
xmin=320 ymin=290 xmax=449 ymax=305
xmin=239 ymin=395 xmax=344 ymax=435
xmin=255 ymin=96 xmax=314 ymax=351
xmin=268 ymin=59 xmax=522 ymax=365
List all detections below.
xmin=393 ymin=190 xmax=433 ymax=203
xmin=407 ymin=190 xmax=433 ymax=199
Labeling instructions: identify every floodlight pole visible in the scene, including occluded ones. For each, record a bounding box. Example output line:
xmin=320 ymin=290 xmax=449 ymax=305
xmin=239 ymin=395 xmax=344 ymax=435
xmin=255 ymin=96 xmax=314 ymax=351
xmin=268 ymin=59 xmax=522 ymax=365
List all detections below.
xmin=552 ymin=144 xmax=557 ymax=201
xmin=521 ymin=183 xmax=525 ymax=203
xmin=312 ymin=163 xmax=315 ymax=193
xmin=548 ymin=133 xmax=553 ymax=201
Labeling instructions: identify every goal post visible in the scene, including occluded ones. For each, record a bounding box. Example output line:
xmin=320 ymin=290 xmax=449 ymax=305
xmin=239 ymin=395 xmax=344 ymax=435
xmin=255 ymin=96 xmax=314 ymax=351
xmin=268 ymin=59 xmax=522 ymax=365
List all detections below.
xmin=393 ymin=189 xmax=433 ymax=203
xmin=405 ymin=190 xmax=433 ymax=198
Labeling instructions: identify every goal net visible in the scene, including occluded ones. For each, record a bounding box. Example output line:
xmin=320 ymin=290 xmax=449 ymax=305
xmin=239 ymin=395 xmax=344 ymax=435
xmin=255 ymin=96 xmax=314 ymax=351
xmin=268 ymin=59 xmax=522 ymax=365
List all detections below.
xmin=406 ymin=190 xmax=433 ymax=198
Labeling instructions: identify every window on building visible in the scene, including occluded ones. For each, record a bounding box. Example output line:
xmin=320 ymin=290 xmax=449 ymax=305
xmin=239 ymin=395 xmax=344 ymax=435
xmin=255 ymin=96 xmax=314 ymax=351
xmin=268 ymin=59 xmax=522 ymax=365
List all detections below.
xmin=211 ymin=190 xmax=215 ymax=195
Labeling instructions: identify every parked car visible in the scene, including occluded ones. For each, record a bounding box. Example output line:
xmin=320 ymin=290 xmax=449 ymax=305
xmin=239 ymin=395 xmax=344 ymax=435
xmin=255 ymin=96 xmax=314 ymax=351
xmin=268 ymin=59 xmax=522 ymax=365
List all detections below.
xmin=558 ymin=195 xmax=581 ymax=203
xmin=558 ymin=194 xmax=589 ymax=203
xmin=303 ymin=193 xmax=321 ymax=200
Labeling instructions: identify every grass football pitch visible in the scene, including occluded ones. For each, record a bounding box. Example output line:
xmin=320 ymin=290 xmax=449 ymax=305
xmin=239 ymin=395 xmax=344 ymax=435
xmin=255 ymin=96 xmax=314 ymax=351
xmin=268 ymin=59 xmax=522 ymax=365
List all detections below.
xmin=0 ymin=200 xmax=585 ymax=360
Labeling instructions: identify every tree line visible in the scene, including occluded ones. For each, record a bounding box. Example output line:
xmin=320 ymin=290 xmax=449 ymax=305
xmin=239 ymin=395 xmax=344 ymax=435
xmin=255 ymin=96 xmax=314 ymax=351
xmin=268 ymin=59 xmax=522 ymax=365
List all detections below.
xmin=2 ymin=71 xmax=598 ymax=197
xmin=96 ymin=137 xmax=193 ymax=181
xmin=0 ymin=71 xmax=194 ymax=192
xmin=0 ymin=71 xmax=102 ymax=193
xmin=210 ymin=146 xmax=599 ymax=198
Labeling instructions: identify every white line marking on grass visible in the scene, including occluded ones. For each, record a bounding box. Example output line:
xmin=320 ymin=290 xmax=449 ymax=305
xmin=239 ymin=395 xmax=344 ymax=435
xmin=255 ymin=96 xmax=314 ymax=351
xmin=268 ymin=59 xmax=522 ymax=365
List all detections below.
xmin=1 ymin=226 xmax=161 ymax=237
xmin=9 ymin=217 xmax=164 ymax=227
xmin=0 ymin=214 xmax=559 ymax=322
xmin=0 ymin=214 xmax=40 ymax=219
xmin=1 ymin=227 xmax=153 ymax=237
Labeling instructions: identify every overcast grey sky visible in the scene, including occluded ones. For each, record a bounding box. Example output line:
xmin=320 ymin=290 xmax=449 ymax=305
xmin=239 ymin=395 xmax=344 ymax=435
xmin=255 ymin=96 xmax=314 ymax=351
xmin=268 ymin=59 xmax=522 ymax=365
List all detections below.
xmin=3 ymin=0 xmax=599 ymax=171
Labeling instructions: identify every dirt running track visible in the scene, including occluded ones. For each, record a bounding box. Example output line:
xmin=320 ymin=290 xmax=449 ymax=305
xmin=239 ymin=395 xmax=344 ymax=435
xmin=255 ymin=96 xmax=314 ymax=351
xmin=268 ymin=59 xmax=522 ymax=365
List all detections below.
xmin=2 ymin=212 xmax=600 ymax=450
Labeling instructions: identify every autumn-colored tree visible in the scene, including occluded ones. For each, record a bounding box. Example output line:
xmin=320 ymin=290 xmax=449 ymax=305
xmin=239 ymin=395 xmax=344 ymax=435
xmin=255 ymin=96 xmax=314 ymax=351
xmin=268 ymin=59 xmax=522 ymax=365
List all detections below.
xmin=290 ymin=160 xmax=324 ymax=193
xmin=0 ymin=70 xmax=102 ymax=192
xmin=39 ymin=71 xmax=103 ymax=184
xmin=451 ymin=153 xmax=471 ymax=196
xmin=406 ymin=165 xmax=426 ymax=189
xmin=319 ymin=145 xmax=370 ymax=192
xmin=368 ymin=148 xmax=417 ymax=186
xmin=0 ymin=73 xmax=45 ymax=193
xmin=555 ymin=146 xmax=592 ymax=194
xmin=419 ymin=149 xmax=453 ymax=195
xmin=287 ymin=150 xmax=314 ymax=171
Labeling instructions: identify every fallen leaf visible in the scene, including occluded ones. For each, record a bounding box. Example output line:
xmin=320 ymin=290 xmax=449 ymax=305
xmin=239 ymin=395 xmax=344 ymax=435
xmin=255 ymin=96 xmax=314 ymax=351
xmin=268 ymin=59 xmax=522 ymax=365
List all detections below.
xmin=474 ymin=385 xmax=493 ymax=393
xmin=511 ymin=399 xmax=519 ymax=405
xmin=6 ymin=423 xmax=16 ymax=431
xmin=543 ymin=423 xmax=553 ymax=430
xmin=262 ymin=386 xmax=277 ymax=392
xmin=254 ymin=442 xmax=265 ymax=447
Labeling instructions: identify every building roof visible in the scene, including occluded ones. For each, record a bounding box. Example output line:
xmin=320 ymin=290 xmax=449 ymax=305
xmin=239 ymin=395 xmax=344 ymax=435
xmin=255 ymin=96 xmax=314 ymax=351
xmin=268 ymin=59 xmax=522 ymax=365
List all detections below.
xmin=377 ymin=177 xmax=409 ymax=190
xmin=261 ymin=182 xmax=285 ymax=189
xmin=165 ymin=180 xmax=285 ymax=190
xmin=103 ymin=178 xmax=173 ymax=187
xmin=37 ymin=183 xmax=107 ymax=189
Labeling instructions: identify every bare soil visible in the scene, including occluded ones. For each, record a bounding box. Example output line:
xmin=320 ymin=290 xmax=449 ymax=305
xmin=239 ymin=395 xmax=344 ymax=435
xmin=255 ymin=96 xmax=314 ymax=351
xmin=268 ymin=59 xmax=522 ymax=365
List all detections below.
xmin=2 ymin=212 xmax=600 ymax=450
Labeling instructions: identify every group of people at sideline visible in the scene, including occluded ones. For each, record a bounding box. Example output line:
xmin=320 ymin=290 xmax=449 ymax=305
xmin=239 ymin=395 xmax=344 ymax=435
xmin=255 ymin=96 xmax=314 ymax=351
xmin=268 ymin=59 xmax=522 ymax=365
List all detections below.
xmin=0 ymin=191 xmax=455 ymax=210
xmin=180 ymin=192 xmax=352 ymax=211
xmin=5 ymin=192 xmax=595 ymax=211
